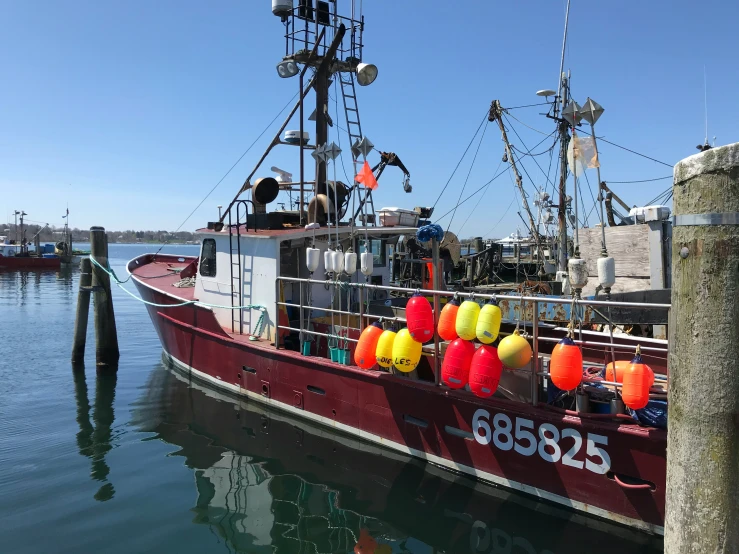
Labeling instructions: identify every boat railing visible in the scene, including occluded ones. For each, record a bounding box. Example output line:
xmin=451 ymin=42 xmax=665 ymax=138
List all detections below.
xmin=275 ymin=276 xmax=671 ymax=407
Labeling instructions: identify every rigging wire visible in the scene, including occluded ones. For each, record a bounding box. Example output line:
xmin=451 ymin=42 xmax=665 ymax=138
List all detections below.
xmin=456 ymin=157 xmax=504 ymax=237
xmin=434 ymin=166 xmax=509 ymax=223
xmin=446 ymin=121 xmax=489 ymax=233
xmin=607 ymin=176 xmax=672 ymax=184
xmin=504 ymin=102 xmax=552 ymax=110
xmin=504 ymin=111 xmax=551 ymax=136
xmin=431 ymin=109 xmax=489 ymax=210
xmin=596 ymin=138 xmax=673 ymax=168
xmin=482 ymin=196 xmax=516 ymax=238
xmin=154 ymin=91 xmax=300 ymax=255
xmin=504 ymin=115 xmax=558 ymax=191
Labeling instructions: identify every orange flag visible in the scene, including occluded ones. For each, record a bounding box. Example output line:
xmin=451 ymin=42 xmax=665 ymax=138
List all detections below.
xmin=355 ymin=160 xmax=378 ymax=190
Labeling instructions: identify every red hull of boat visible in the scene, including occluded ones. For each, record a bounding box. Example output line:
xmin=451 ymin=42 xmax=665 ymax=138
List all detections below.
xmin=130 ymin=254 xmax=667 ymax=534
xmin=0 ymin=256 xmax=61 ymax=270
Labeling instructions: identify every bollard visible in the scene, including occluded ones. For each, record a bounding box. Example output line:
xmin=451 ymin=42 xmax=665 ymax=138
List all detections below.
xmin=90 ymin=227 xmax=119 ymax=369
xmin=665 ymin=143 xmax=739 ymax=552
xmin=71 ymin=258 xmax=93 ymax=364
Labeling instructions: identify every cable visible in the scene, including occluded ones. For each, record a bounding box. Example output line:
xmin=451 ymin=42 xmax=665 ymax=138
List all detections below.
xmin=447 ymin=121 xmax=488 ymax=233
xmin=456 ymin=158 xmax=504 ymax=237
xmin=434 ymin=166 xmax=509 ymax=223
xmin=504 ymin=102 xmax=552 ymax=110
xmin=504 ymin=111 xmax=551 ymax=136
xmin=154 ymin=91 xmax=300 ymax=255
xmin=483 ymin=196 xmax=516 ymax=238
xmin=597 ymin=138 xmax=673 ymax=168
xmin=431 ymin=109 xmax=489 ymax=210
xmin=503 ymin=115 xmax=558 ymax=191
xmin=607 ymin=176 xmax=672 ymax=184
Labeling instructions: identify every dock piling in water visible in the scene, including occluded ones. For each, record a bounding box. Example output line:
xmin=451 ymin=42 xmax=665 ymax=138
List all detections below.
xmin=90 ymin=227 xmax=120 ymax=369
xmin=71 ymin=257 xmax=92 ymax=365
xmin=665 ymin=143 xmax=739 ymax=552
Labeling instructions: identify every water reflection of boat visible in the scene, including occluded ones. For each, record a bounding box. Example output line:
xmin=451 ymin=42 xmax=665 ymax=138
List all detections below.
xmin=132 ymin=361 xmax=662 ymax=554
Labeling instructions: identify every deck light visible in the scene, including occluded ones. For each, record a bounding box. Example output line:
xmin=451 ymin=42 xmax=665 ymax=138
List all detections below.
xmin=276 ymin=59 xmax=299 ymax=78
xmin=356 ymin=63 xmax=378 ymax=86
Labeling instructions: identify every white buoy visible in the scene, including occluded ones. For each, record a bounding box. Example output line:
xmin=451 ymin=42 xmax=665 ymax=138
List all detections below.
xmin=568 ymin=258 xmax=589 ymax=289
xmin=344 ymin=251 xmax=357 ymax=274
xmin=306 ymin=247 xmax=320 ymax=273
xmin=597 ymin=256 xmax=616 ymax=289
xmin=324 ymin=250 xmax=335 ymax=273
xmin=332 ymin=250 xmax=345 ymax=273
xmin=360 ymin=252 xmax=374 ymax=276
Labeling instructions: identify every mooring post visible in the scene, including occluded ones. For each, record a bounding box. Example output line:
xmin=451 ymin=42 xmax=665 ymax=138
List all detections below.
xmin=90 ymin=227 xmax=119 ymax=369
xmin=665 ymin=143 xmax=739 ymax=552
xmin=71 ymin=257 xmax=93 ymax=364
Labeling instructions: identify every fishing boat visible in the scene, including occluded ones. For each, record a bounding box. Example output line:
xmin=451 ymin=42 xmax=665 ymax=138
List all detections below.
xmin=128 ymin=1 xmax=670 ymax=534
xmin=0 ymin=211 xmax=61 ymax=270
xmin=130 ymin=361 xmax=662 ymax=553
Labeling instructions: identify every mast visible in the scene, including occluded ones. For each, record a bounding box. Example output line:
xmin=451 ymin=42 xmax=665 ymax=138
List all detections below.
xmin=554 ymin=0 xmax=571 ymax=273
xmin=556 ymin=74 xmax=570 ymax=272
xmin=489 ymin=100 xmax=543 ymax=271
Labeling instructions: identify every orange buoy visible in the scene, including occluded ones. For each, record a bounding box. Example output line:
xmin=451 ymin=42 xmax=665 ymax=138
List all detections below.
xmin=549 ymin=336 xmax=583 ymax=391
xmin=406 ymin=293 xmax=435 ymax=343
xmin=622 ymin=350 xmax=653 ymax=410
xmin=469 ymin=344 xmax=503 ymax=398
xmin=437 ymin=297 xmax=460 ymax=341
xmin=441 ymin=338 xmax=475 ymax=389
xmin=605 ymin=360 xmax=630 ymax=383
xmin=498 ymin=329 xmax=532 ymax=369
xmin=354 ymin=321 xmax=384 ymax=369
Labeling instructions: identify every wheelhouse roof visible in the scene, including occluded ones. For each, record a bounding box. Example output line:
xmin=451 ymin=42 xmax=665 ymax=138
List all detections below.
xmin=195 ymin=225 xmax=419 ymax=241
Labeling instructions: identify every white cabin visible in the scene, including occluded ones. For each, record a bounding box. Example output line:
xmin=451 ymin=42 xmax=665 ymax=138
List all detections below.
xmin=193 ymin=225 xmax=416 ymax=340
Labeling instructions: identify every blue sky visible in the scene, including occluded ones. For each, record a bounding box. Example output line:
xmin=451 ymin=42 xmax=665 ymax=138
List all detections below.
xmin=1 ymin=0 xmax=737 ymax=238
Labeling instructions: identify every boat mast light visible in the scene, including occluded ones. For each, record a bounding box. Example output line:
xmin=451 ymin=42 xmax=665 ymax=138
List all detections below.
xmin=356 ymin=63 xmax=378 ymax=86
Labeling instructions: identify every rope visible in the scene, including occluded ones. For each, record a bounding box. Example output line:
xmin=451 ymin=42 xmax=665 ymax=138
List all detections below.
xmin=89 ymin=256 xmax=267 ymax=335
xmin=447 ymin=120 xmax=488 ymax=233
xmin=154 ymin=90 xmax=301 ymax=256
xmin=431 ymin=109 xmax=489 ymax=211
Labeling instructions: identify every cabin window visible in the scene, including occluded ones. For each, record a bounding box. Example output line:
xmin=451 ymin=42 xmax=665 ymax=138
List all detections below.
xmin=200 ymin=239 xmax=217 ymax=277
xmin=370 ymin=239 xmax=386 ymax=267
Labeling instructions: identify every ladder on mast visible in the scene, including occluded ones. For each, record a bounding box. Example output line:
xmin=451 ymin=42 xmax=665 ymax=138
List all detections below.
xmin=339 ymin=71 xmax=376 ymax=225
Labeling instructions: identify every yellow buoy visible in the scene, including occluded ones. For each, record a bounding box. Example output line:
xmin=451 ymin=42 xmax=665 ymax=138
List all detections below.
xmin=498 ymin=329 xmax=532 ymax=369
xmin=475 ymin=302 xmax=502 ymax=344
xmin=392 ymin=328 xmax=422 ymax=373
xmin=455 ymin=300 xmax=480 ymax=341
xmin=375 ymin=329 xmax=397 ymax=368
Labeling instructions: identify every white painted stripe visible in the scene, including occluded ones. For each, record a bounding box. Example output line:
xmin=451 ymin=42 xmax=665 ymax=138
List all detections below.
xmin=164 ymin=350 xmax=664 ymax=536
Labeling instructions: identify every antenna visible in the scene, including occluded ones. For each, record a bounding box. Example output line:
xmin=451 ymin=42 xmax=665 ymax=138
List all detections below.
xmin=704 ymin=65 xmax=708 ymax=146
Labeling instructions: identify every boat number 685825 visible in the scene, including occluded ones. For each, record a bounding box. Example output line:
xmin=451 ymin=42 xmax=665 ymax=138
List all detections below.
xmin=472 ymin=409 xmax=611 ymax=474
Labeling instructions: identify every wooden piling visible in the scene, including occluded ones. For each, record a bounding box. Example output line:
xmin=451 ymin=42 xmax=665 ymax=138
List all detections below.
xmin=665 ymin=143 xmax=739 ymax=552
xmin=90 ymin=227 xmax=119 ymax=368
xmin=71 ymin=258 xmax=92 ymax=364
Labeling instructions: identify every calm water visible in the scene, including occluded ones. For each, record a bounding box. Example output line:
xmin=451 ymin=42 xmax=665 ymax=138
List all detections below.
xmin=0 ymin=244 xmax=663 ymax=553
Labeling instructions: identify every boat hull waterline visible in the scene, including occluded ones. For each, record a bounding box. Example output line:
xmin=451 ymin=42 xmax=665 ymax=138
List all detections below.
xmin=130 ymin=254 xmax=666 ymax=535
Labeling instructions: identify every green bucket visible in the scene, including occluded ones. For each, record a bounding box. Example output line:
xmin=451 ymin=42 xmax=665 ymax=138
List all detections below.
xmin=301 ymin=341 xmax=311 ymax=356
xmin=329 ymin=347 xmax=340 ymax=362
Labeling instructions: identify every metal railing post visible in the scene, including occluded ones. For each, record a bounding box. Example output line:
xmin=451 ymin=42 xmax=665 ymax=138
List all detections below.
xmin=275 ymin=278 xmax=280 ymax=349
xmin=299 ymin=280 xmax=304 ymax=350
xmin=532 ymin=300 xmax=539 ymax=406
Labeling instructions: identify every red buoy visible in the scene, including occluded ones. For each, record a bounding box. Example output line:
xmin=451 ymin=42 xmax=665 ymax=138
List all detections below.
xmin=622 ymin=350 xmax=653 ymax=410
xmin=406 ymin=293 xmax=435 ymax=343
xmin=354 ymin=321 xmax=384 ymax=369
xmin=469 ymin=344 xmax=503 ymax=398
xmin=549 ymin=336 xmax=583 ymax=391
xmin=437 ymin=297 xmax=460 ymax=341
xmin=441 ymin=338 xmax=475 ymax=389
